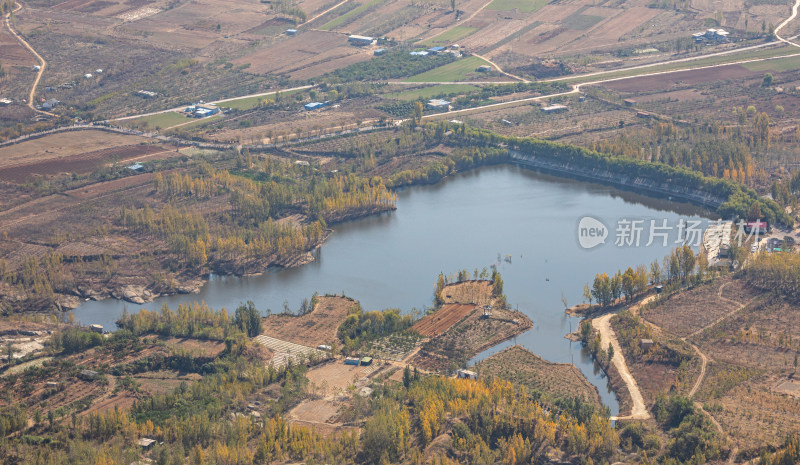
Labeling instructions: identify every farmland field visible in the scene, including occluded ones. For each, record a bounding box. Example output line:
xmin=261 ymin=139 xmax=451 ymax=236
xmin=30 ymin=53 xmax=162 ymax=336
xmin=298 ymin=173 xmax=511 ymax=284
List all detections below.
xmin=0 ymin=145 xmax=172 ymax=183
xmin=412 ymin=303 xmax=476 ymax=337
xmin=405 ymin=56 xmax=493 ymax=82
xmin=486 ymin=0 xmax=548 ymax=13
xmin=476 ymin=345 xmax=602 ymax=407
xmin=320 ymin=0 xmax=385 ymax=30
xmin=0 ymin=131 xmax=152 ymax=168
xmin=742 ymin=54 xmax=800 ymax=72
xmin=393 ymin=84 xmax=480 ymax=100
xmin=562 ymin=13 xmax=604 ymax=30
xmin=222 ymin=88 xmax=305 ymax=110
xmin=642 ymin=278 xmax=760 ymax=338
xmin=260 ymin=295 xmax=359 ymax=347
xmin=130 ymin=112 xmax=192 ymax=130
xmin=423 ymin=26 xmax=480 ymax=46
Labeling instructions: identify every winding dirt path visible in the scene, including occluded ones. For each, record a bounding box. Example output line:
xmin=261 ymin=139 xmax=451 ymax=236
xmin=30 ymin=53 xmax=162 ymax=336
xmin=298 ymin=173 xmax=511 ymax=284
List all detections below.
xmin=593 ymin=311 xmax=650 ymax=421
xmin=687 ymin=342 xmax=708 ymax=397
xmin=470 ymin=53 xmax=527 ymax=82
xmin=3 ymin=2 xmax=52 ymax=115
xmin=687 ymin=281 xmax=761 ymax=339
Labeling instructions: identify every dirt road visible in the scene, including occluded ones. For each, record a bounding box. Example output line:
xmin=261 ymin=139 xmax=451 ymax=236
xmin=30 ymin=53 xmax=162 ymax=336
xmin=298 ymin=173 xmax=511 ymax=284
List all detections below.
xmin=3 ymin=2 xmax=52 ymax=115
xmin=593 ymin=312 xmax=650 ymax=421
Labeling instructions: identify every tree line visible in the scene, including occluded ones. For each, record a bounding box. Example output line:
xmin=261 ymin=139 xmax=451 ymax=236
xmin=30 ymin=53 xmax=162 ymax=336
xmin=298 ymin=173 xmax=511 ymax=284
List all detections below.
xmin=585 ymin=245 xmax=709 ymax=308
xmin=449 ymin=124 xmax=793 ymax=227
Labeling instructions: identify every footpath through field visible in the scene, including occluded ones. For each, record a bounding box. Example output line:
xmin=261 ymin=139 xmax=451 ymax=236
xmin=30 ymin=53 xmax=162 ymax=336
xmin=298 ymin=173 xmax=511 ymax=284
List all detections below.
xmin=4 ymin=2 xmax=52 ymax=116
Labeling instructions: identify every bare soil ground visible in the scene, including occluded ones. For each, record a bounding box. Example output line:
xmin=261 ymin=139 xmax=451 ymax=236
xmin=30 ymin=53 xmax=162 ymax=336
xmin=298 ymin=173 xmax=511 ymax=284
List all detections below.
xmin=476 ymin=345 xmax=602 ymax=407
xmin=692 ymin=294 xmax=799 ymax=370
xmin=261 ymin=295 xmax=359 ymax=348
xmin=306 ymin=359 xmax=375 ymax=394
xmin=642 ymin=277 xmax=760 ymax=338
xmin=160 ymin=337 xmax=226 ymax=358
xmin=232 ymin=30 xmax=358 ymax=76
xmin=411 ymin=306 xmax=532 ymax=372
xmin=600 ymin=65 xmax=758 ymax=93
xmin=638 ymin=277 xmax=800 ymax=453
xmin=0 ymin=131 xmax=152 ymax=169
xmin=702 ymin=375 xmax=800 ymax=451
xmin=0 ymin=144 xmax=174 ymax=183
xmin=412 ymin=303 xmax=476 ymax=337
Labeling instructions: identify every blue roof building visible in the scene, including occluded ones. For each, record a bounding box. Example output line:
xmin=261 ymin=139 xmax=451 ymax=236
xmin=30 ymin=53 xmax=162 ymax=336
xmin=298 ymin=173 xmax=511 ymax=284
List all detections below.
xmin=427 ymin=46 xmax=446 ymax=53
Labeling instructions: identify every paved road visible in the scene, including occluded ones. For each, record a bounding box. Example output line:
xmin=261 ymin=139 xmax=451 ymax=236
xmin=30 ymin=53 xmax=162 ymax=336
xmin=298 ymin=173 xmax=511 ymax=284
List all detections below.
xmin=775 ymin=0 xmax=800 ymax=48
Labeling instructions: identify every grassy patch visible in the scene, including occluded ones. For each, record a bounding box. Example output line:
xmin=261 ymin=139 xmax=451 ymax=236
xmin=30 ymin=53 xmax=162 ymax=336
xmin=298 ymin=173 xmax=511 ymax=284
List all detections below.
xmin=131 ymin=112 xmax=192 ymax=130
xmin=486 ymin=0 xmax=548 ymax=13
xmin=558 ymin=45 xmax=800 ymax=85
xmin=320 ymin=0 xmax=384 ymax=30
xmin=742 ymin=54 xmax=800 ymax=72
xmin=392 ymin=84 xmax=480 ymax=100
xmin=167 ymin=114 xmax=223 ymax=131
xmin=222 ymin=89 xmax=304 ymax=110
xmin=423 ymin=26 xmax=479 ymax=46
xmin=562 ymin=13 xmax=604 ymax=30
xmin=405 ymin=56 xmax=491 ymax=82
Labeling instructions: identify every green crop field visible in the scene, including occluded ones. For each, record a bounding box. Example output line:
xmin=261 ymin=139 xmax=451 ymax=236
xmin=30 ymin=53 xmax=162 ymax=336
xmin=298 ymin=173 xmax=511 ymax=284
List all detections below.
xmin=486 ymin=0 xmax=548 ymax=13
xmin=423 ymin=26 xmax=479 ymax=46
xmin=131 ymin=112 xmax=192 ymax=130
xmin=558 ymin=45 xmax=800 ymax=85
xmin=405 ymin=56 xmax=492 ymax=82
xmin=742 ymin=54 xmax=800 ymax=72
xmin=222 ymin=89 xmax=304 ymax=110
xmin=170 ymin=114 xmax=223 ymax=131
xmin=320 ymin=0 xmax=384 ymax=30
xmin=562 ymin=13 xmax=604 ymax=30
xmin=391 ymin=84 xmax=480 ymax=100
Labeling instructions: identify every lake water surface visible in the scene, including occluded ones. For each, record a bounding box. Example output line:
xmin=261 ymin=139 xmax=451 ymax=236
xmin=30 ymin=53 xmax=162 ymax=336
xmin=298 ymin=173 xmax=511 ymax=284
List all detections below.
xmin=74 ymin=164 xmax=714 ymax=415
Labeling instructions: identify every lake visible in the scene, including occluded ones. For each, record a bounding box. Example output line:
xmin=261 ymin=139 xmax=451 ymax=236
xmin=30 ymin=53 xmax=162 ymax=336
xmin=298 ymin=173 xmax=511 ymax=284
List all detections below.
xmin=73 ymin=164 xmax=714 ymax=415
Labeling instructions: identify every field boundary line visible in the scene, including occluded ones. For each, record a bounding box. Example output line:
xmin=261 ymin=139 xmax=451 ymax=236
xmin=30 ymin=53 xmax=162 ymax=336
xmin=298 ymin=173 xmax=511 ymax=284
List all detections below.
xmin=685 ymin=283 xmax=761 ymax=338
xmin=304 ymin=0 xmax=350 ymax=25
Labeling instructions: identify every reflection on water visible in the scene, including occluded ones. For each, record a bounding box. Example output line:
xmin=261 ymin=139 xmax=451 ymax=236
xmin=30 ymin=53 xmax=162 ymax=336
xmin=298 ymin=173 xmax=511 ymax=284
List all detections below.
xmin=74 ymin=164 xmax=713 ymax=415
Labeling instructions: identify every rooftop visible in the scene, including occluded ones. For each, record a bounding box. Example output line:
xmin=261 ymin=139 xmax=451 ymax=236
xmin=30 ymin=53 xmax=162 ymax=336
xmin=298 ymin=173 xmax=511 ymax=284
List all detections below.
xmin=541 ymin=104 xmax=567 ymax=111
xmin=137 ymin=438 xmax=156 ymax=447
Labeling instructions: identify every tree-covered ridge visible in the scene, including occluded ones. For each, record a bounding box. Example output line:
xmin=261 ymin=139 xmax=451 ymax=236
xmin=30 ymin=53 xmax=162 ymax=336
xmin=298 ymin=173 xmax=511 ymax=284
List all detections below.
xmin=447 ymin=125 xmax=792 ymax=226
xmin=119 ymin=158 xmax=396 ymax=272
